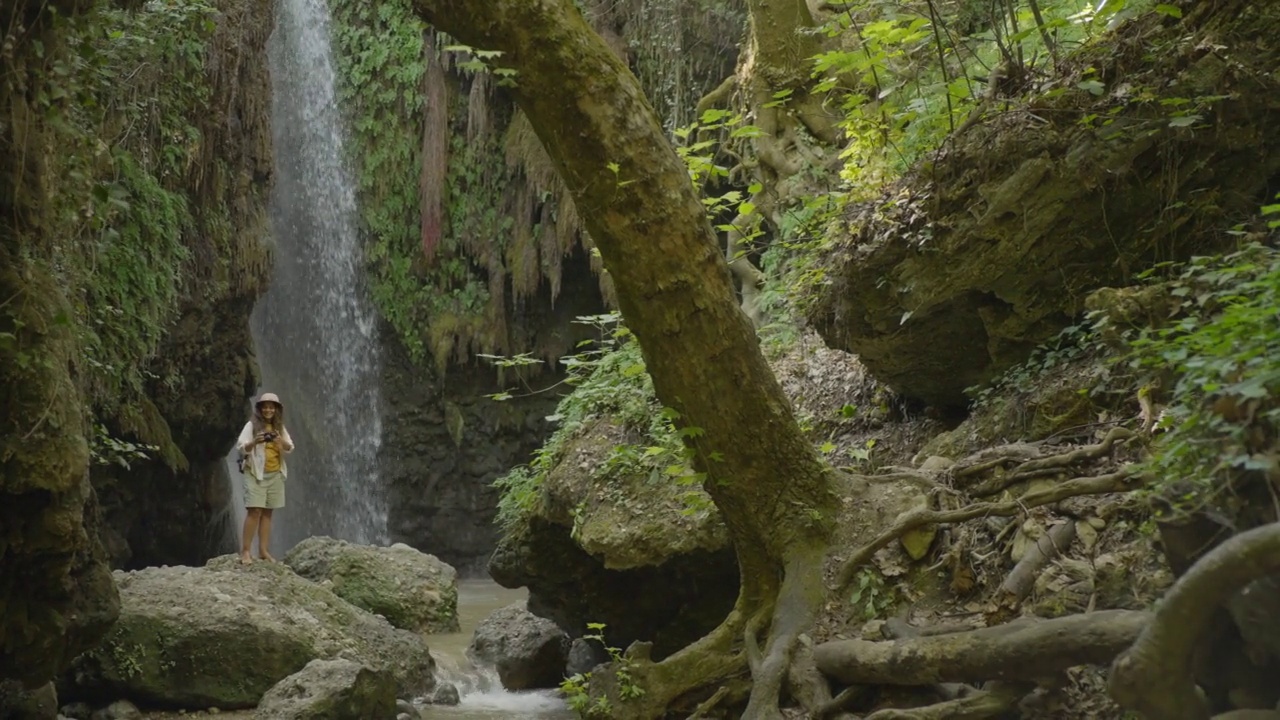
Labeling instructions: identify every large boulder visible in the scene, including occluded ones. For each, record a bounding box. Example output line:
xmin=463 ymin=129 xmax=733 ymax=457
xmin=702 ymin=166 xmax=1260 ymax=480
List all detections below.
xmin=283 ymin=536 xmax=459 ymax=634
xmin=254 ymin=659 xmax=396 ymax=720
xmin=62 ymin=558 xmax=436 ymax=709
xmin=467 ymin=602 xmax=569 ymax=690
xmin=805 ymin=1 xmax=1280 ymax=406
xmin=489 ymin=419 xmax=740 ymax=659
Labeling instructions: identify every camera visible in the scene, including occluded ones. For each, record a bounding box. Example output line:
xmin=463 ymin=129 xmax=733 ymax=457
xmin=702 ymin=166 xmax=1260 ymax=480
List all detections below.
xmin=263 ymin=432 xmax=277 ymax=442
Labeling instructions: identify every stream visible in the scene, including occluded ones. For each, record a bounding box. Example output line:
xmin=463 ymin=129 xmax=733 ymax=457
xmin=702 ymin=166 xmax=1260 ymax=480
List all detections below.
xmin=424 ymin=580 xmax=573 ymax=719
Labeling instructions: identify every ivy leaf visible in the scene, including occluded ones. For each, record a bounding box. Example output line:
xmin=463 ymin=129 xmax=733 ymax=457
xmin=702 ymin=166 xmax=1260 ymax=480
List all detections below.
xmin=1154 ymin=4 xmax=1183 ymax=18
xmin=1168 ymin=114 xmax=1201 ymax=128
xmin=1077 ymin=79 xmax=1106 ymax=96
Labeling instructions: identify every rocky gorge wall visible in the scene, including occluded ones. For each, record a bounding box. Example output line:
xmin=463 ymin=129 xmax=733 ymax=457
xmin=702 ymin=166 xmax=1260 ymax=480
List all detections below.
xmin=1 ymin=0 xmax=273 ymax=687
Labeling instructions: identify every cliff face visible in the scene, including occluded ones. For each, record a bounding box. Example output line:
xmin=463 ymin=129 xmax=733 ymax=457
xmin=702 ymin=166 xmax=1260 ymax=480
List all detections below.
xmin=0 ymin=0 xmax=273 ymax=685
xmin=92 ymin=0 xmax=275 ymax=570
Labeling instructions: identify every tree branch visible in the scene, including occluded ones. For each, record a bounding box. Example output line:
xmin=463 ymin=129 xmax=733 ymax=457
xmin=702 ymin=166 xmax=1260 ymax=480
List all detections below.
xmin=1109 ymin=523 xmax=1280 ymax=720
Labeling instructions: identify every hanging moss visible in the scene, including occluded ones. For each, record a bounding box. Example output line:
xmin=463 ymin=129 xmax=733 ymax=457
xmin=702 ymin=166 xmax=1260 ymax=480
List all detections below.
xmin=329 ymin=0 xmax=742 ymax=371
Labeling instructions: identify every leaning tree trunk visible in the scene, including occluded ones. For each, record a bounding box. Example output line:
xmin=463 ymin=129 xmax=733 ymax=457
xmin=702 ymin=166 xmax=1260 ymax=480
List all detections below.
xmin=407 ymin=2 xmax=840 ymax=718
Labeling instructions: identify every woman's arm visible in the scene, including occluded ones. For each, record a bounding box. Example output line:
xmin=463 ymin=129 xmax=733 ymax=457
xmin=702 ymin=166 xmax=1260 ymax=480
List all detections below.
xmin=237 ymin=422 xmax=255 ymax=453
xmin=280 ymin=427 xmax=295 ymax=453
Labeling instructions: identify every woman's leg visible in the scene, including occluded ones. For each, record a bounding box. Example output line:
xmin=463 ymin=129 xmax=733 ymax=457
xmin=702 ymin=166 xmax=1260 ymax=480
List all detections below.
xmin=240 ymin=508 xmax=262 ymax=564
xmin=257 ymin=509 xmax=275 ymax=561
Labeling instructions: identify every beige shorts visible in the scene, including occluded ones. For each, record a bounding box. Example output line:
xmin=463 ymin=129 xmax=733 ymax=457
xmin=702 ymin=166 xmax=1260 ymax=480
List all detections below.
xmin=245 ymin=470 xmax=285 ymax=509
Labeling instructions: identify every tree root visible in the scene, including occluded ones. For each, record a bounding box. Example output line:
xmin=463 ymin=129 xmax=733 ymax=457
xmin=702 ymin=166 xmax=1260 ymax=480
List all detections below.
xmin=952 ymin=443 xmax=1044 ymax=479
xmin=814 ymin=609 xmax=1149 ymax=685
xmin=696 ymin=74 xmax=737 ymax=116
xmin=742 ymin=543 xmax=829 ymax=720
xmin=863 ymin=681 xmax=1034 ymax=720
xmin=788 ymin=636 xmax=860 ymax=720
xmin=966 ymin=427 xmax=1136 ymax=497
xmin=999 ymin=519 xmax=1077 ymax=603
xmin=594 ymin=605 xmax=748 ymax=719
xmin=835 ymin=468 xmax=1140 ymax=592
xmin=1109 ymin=522 xmax=1280 ymax=720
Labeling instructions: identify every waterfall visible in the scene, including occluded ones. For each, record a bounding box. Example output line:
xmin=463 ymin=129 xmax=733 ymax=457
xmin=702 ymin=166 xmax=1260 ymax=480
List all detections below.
xmin=242 ymin=0 xmax=387 ymax=551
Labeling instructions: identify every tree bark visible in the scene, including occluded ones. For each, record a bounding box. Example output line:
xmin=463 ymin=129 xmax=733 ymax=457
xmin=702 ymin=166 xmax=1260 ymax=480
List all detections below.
xmin=405 ymin=2 xmax=839 ymax=716
xmin=814 ymin=610 xmax=1149 ymax=685
xmin=1109 ymin=523 xmax=1280 ymax=720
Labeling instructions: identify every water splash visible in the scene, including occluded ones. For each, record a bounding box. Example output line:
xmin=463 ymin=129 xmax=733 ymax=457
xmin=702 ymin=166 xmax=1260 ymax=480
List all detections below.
xmin=249 ymin=0 xmax=387 ymax=550
xmin=424 ymin=655 xmax=571 ymax=719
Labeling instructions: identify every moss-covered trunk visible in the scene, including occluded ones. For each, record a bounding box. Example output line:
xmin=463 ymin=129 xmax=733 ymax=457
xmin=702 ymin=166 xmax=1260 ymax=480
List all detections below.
xmin=408 ymin=1 xmax=839 ymax=716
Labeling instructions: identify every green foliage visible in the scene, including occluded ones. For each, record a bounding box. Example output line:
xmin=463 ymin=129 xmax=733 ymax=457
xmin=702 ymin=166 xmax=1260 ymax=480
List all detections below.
xmin=491 ymin=314 xmax=703 ymax=529
xmin=1125 ymin=243 xmax=1280 ymax=512
xmin=848 ymin=568 xmax=895 ymax=621
xmin=89 ymin=422 xmax=158 ymax=470
xmin=330 ymin=0 xmax=431 ymax=360
xmin=332 ymin=1 xmax=513 ymax=367
xmin=812 ymin=0 xmax=1169 ymax=192
xmin=23 ymin=0 xmax=217 ymax=408
xmin=560 ymin=622 xmax=645 ymax=719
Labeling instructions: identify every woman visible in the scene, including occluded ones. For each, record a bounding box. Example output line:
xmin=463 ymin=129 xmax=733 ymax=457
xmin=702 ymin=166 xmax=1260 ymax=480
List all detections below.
xmin=236 ymin=392 xmax=294 ymax=564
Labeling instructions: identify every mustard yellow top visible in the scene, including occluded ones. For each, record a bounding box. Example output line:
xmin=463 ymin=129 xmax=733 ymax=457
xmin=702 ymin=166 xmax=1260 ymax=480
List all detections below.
xmin=264 ymin=429 xmax=282 ymax=473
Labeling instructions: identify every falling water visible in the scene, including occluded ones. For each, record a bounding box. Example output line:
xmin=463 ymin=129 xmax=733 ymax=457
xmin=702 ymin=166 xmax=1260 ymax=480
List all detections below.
xmin=246 ymin=0 xmax=387 ymax=550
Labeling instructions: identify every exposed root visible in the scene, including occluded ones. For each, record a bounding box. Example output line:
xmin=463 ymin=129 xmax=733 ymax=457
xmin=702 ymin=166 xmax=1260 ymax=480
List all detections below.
xmin=952 ymin=443 xmax=1044 ymax=479
xmin=787 ymin=635 xmax=852 ymax=719
xmin=1109 ymin=522 xmax=1280 ymax=720
xmin=835 ymin=468 xmax=1141 ymax=592
xmin=696 ymin=74 xmax=736 ymax=116
xmin=863 ymin=681 xmax=1034 ymax=720
xmin=999 ymin=519 xmax=1077 ymax=603
xmin=742 ymin=544 xmax=829 ymax=720
xmin=687 ymin=686 xmax=731 ymax=719
xmin=600 ymin=605 xmax=748 ymax=718
xmin=966 ymin=427 xmax=1136 ymax=497
xmin=815 ymin=609 xmax=1149 ymax=685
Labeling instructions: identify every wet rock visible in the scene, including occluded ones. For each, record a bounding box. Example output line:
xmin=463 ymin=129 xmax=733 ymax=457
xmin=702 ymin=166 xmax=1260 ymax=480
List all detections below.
xmin=283 ymin=536 xmax=460 ymax=634
xmin=63 ymin=560 xmax=435 ymax=709
xmin=254 ymin=659 xmax=395 ymax=720
xmin=379 ymin=342 xmax=568 ymax=575
xmin=59 ymin=702 xmax=92 ymax=720
xmin=566 ymin=637 xmax=610 ymax=677
xmin=489 ymin=418 xmax=739 ymax=658
xmin=88 ymin=699 xmax=140 ymax=720
xmin=427 ymin=682 xmax=460 ymax=706
xmin=395 ymin=698 xmax=416 ymax=716
xmin=0 ymin=681 xmax=58 ymax=720
xmin=467 ymin=602 xmax=570 ymax=691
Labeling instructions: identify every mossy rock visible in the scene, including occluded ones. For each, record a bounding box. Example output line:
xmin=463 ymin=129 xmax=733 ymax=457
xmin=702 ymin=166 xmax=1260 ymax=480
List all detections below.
xmin=63 ymin=559 xmax=436 ymax=709
xmin=283 ymin=536 xmax=460 ymax=635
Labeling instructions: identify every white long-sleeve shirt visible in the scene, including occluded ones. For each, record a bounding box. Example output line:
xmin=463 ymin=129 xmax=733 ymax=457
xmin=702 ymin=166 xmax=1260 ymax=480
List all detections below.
xmin=236 ymin=422 xmax=295 ymax=480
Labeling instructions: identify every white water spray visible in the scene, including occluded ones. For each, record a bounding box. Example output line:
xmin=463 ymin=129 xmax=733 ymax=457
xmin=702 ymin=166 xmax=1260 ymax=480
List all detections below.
xmin=245 ymin=0 xmax=387 ymax=550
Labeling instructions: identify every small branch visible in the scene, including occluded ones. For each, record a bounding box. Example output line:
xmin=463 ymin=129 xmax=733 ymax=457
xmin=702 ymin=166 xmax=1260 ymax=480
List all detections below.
xmin=1110 ymin=523 xmax=1280 ymax=720
xmin=814 ymin=610 xmax=1149 ymax=686
xmin=863 ymin=681 xmax=1033 ymax=720
xmin=999 ymin=520 xmax=1077 ymax=603
xmin=687 ymin=686 xmax=730 ymax=719
xmin=835 ymin=469 xmax=1139 ymax=592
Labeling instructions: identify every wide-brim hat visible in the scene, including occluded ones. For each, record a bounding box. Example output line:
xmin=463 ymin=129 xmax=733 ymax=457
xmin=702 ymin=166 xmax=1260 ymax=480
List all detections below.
xmin=256 ymin=392 xmax=283 ymax=409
